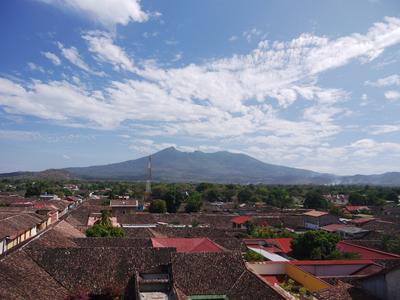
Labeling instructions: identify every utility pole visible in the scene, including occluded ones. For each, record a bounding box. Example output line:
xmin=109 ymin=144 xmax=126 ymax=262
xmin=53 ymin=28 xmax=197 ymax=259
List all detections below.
xmin=144 ymin=155 xmax=152 ymax=202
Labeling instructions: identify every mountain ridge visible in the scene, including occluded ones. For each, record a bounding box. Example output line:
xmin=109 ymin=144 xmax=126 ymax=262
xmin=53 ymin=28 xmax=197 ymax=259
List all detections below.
xmin=1 ymin=147 xmax=399 ymax=185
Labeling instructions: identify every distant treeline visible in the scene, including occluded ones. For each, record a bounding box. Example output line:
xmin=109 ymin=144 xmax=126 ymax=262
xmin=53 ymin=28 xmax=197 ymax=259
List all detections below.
xmin=1 ymin=179 xmax=399 ymax=212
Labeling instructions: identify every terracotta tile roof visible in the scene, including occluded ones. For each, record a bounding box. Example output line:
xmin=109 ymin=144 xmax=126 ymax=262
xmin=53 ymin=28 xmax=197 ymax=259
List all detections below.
xmin=321 ymin=223 xmax=348 ymax=232
xmin=350 ymin=217 xmax=375 ymax=225
xmin=303 ymin=210 xmax=328 ymax=217
xmin=74 ymin=237 xmax=152 ymax=248
xmin=151 ymin=237 xmax=224 ymax=253
xmin=0 ymin=251 xmax=68 ymax=300
xmin=266 ymin=238 xmax=293 ymax=254
xmin=314 ymin=280 xmax=376 ymax=300
xmin=25 ymin=247 xmax=174 ymax=294
xmin=211 ymin=237 xmax=247 ymax=252
xmin=231 ymin=215 xmax=251 ymax=224
xmin=171 ymin=252 xmax=283 ymax=299
xmin=337 ymin=241 xmax=400 ymax=260
xmin=0 ymin=212 xmax=46 ymax=239
xmin=345 ymin=206 xmax=370 ymax=212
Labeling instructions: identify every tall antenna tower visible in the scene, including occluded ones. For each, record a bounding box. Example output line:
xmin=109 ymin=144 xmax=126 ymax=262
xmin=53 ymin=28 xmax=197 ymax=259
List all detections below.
xmin=144 ymin=155 xmax=152 ymax=201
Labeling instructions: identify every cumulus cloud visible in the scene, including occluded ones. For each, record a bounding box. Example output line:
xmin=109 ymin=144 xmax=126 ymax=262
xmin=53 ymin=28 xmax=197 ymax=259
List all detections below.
xmin=384 ymin=90 xmax=400 ymax=101
xmin=82 ymin=31 xmax=135 ymax=72
xmin=42 ymin=51 xmax=61 ymax=65
xmin=39 ymin=0 xmax=153 ymax=27
xmin=2 ymin=17 xmax=400 ymax=174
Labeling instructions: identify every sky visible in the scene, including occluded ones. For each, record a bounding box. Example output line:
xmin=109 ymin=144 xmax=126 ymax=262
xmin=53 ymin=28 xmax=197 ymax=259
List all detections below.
xmin=0 ymin=0 xmax=400 ymax=175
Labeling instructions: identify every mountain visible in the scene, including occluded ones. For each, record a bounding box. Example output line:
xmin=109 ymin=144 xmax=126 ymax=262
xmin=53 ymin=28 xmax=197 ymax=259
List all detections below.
xmin=1 ymin=147 xmax=399 ymax=185
xmin=63 ymin=147 xmax=335 ymax=184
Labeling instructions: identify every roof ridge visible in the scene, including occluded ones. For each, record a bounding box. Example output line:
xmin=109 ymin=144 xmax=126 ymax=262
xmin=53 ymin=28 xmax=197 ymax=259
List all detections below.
xmin=227 ymin=270 xmax=247 ymax=295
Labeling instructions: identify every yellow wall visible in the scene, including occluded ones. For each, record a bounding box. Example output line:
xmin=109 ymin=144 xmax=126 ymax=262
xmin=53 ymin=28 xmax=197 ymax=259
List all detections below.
xmin=6 ymin=239 xmax=15 ymax=250
xmin=285 ymin=263 xmax=331 ymax=292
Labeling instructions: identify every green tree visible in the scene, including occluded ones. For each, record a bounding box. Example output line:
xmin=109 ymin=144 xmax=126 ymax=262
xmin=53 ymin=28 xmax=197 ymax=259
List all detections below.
xmin=149 ymin=199 xmax=167 ymax=213
xmin=244 ymin=220 xmax=255 ymax=235
xmin=304 ymin=191 xmax=328 ymax=209
xmin=238 ymin=188 xmax=254 ymax=203
xmin=203 ymin=188 xmax=221 ymax=202
xmin=291 ymin=230 xmax=340 ymax=260
xmin=86 ymin=210 xmax=125 ymax=238
xmin=163 ymin=186 xmax=182 ymax=213
xmin=25 ymin=184 xmax=41 ymax=197
xmin=385 ymin=191 xmax=398 ymax=203
xmin=185 ymin=192 xmax=203 ymax=213
xmin=196 ymin=182 xmax=213 ymax=193
xmin=349 ymin=193 xmax=367 ymax=205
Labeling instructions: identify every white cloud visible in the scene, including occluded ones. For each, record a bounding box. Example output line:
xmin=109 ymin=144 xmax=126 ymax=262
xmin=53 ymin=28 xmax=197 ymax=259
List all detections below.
xmin=57 ymin=42 xmax=100 ymax=75
xmin=384 ymin=90 xmax=400 ymax=101
xmin=62 ymin=154 xmax=71 ymax=160
xmin=82 ymin=31 xmax=135 ymax=72
xmin=229 ymin=35 xmax=238 ymax=42
xmin=2 ymin=17 xmax=400 ymax=174
xmin=172 ymin=53 xmax=182 ymax=62
xmin=0 ymin=129 xmax=41 ymax=141
xmin=27 ymin=62 xmax=45 ymax=73
xmin=242 ymin=28 xmax=264 ymax=42
xmin=39 ymin=0 xmax=153 ymax=27
xmin=142 ymin=31 xmax=158 ymax=38
xmin=368 ymin=124 xmax=400 ymax=135
xmin=349 ymin=138 xmax=400 ymax=158
xmin=42 ymin=51 xmax=61 ymax=66
xmin=130 ymin=139 xmax=176 ymax=154
xmin=366 ymin=74 xmax=400 ymax=87
xmin=118 ymin=134 xmax=131 ymax=139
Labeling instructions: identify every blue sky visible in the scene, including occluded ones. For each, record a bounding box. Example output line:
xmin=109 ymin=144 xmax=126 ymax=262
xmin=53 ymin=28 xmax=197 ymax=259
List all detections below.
xmin=0 ymin=0 xmax=400 ymax=175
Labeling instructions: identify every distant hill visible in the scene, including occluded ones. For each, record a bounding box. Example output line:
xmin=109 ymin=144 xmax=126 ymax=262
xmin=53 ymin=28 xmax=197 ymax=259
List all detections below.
xmin=1 ymin=147 xmax=399 ymax=185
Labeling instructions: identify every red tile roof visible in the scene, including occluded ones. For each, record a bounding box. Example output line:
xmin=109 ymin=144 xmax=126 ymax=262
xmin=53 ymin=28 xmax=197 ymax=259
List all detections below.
xmin=320 ymin=223 xmax=347 ymax=232
xmin=337 ymin=241 xmax=400 ymax=260
xmin=266 ymin=238 xmax=293 ymax=254
xmin=345 ymin=206 xmax=370 ymax=212
xmin=292 ymin=259 xmax=374 ymax=266
xmin=231 ymin=215 xmax=251 ymax=225
xmin=303 ymin=210 xmax=328 ymax=217
xmin=151 ymin=237 xmax=224 ymax=253
xmin=243 ymin=238 xmax=293 ymax=254
xmin=350 ymin=217 xmax=375 ymax=225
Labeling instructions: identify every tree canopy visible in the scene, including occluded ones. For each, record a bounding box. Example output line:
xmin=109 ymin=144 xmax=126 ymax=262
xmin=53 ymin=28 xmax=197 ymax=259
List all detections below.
xmin=86 ymin=210 xmax=125 ymax=238
xmin=149 ymin=199 xmax=167 ymax=213
xmin=303 ymin=191 xmax=328 ymax=209
xmin=291 ymin=230 xmax=339 ymax=260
